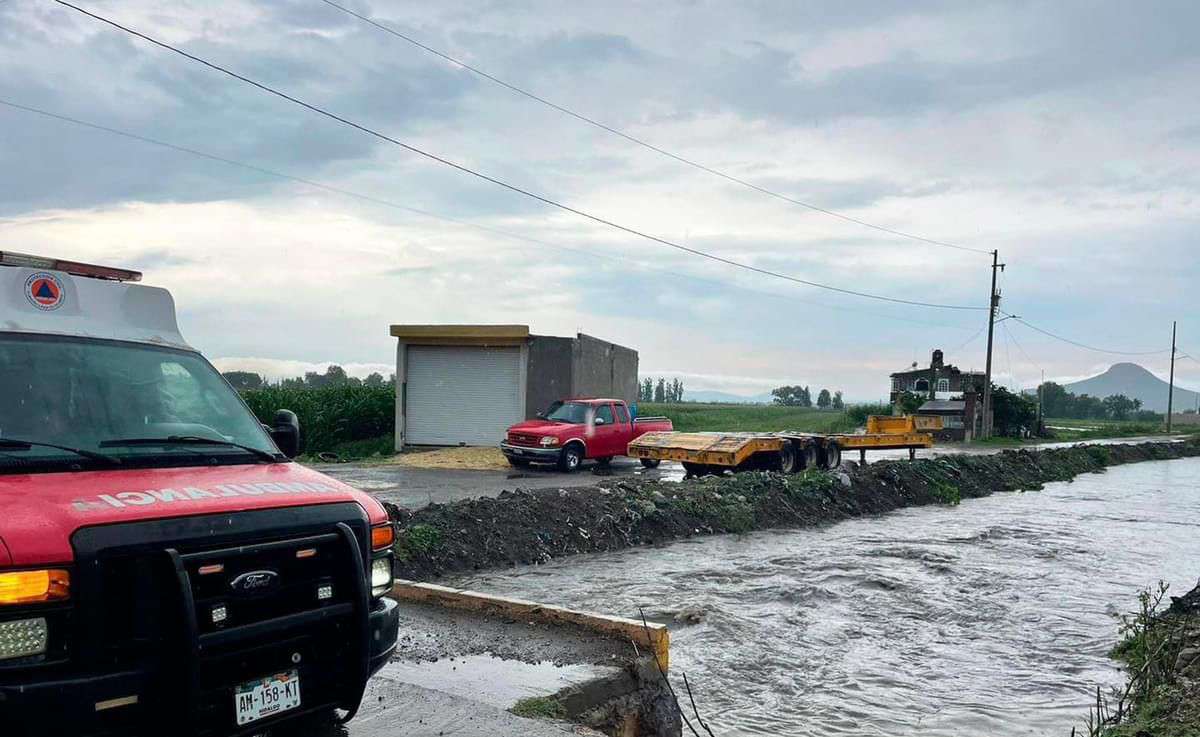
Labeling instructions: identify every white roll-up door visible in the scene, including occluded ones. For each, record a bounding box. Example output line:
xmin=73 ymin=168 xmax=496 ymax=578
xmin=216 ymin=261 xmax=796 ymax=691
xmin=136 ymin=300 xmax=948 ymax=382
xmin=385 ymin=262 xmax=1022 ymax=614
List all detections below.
xmin=405 ymin=345 xmax=524 ymax=446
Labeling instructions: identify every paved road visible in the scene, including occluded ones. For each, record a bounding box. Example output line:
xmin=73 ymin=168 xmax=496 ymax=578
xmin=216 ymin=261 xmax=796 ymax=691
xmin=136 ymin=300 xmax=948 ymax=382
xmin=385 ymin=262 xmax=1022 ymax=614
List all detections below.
xmin=319 ymin=436 xmax=1185 ymax=510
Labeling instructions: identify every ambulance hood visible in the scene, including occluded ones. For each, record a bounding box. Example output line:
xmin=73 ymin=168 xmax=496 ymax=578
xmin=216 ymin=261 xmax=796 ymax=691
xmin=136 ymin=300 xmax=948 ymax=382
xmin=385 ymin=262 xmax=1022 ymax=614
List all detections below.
xmin=0 ymin=463 xmax=388 ymax=566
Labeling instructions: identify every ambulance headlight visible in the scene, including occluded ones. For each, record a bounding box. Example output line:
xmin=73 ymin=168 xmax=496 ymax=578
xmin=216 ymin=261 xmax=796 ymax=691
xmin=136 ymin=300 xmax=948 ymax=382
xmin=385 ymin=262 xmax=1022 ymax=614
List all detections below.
xmin=0 ymin=617 xmax=48 ymax=660
xmin=371 ymin=556 xmax=393 ymax=598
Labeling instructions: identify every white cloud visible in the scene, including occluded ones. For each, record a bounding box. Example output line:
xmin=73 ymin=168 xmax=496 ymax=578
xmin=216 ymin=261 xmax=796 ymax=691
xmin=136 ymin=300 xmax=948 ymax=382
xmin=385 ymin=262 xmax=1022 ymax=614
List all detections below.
xmin=0 ymin=0 xmax=1197 ymax=400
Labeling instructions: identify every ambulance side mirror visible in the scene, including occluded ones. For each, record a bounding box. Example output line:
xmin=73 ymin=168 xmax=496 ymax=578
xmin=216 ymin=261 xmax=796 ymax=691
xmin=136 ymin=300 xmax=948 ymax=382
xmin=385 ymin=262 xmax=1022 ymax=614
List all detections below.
xmin=270 ymin=409 xmax=301 ymax=458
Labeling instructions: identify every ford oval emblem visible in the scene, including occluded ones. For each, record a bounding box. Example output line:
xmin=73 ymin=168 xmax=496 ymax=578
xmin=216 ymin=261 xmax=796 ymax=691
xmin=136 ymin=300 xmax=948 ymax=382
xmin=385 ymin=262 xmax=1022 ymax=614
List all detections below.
xmin=230 ymin=570 xmax=281 ymax=595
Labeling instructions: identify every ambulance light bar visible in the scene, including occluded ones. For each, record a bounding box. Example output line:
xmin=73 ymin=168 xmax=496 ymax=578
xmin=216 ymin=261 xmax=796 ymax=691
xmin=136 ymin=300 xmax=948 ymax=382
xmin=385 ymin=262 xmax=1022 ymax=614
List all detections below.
xmin=0 ymin=251 xmax=142 ymax=282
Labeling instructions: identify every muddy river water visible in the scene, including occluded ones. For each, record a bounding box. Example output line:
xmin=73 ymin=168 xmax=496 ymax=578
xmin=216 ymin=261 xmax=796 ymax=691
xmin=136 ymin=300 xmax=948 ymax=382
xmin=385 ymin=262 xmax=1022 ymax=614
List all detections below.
xmin=453 ymin=456 xmax=1200 ymax=736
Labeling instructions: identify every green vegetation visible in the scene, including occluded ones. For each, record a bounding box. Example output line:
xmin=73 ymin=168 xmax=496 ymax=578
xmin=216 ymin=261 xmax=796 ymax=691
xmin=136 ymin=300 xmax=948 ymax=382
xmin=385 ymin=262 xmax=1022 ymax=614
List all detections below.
xmin=639 ymin=402 xmax=858 ymax=433
xmin=1039 ymin=381 xmax=1162 ymax=423
xmin=240 ymin=384 xmax=394 ymax=458
xmin=510 ymin=696 xmax=566 ymax=720
xmin=639 ymin=376 xmax=685 ymax=402
xmin=393 ymin=523 xmax=442 ymax=562
xmin=1076 ymin=583 xmax=1200 ymax=737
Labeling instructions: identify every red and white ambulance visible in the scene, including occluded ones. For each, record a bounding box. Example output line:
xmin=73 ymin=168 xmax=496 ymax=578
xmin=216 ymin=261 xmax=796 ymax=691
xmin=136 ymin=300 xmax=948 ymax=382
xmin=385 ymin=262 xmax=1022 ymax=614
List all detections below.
xmin=0 ymin=252 xmax=399 ymax=736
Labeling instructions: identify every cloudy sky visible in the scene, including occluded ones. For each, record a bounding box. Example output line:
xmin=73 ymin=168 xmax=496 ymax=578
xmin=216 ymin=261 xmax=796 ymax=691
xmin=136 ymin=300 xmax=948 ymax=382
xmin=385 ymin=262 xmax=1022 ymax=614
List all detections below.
xmin=2 ymin=0 xmax=1198 ymax=401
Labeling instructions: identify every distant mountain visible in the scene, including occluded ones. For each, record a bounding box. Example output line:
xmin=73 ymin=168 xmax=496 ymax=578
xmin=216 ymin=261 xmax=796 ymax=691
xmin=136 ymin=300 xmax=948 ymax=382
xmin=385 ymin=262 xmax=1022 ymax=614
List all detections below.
xmin=681 ymin=390 xmax=773 ymax=404
xmin=1063 ymin=363 xmax=1198 ymax=413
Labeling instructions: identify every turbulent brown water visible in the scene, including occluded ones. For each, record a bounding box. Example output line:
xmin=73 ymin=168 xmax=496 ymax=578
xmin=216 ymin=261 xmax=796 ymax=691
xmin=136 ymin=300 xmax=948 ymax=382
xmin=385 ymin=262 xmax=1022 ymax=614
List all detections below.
xmin=452 ymin=456 xmax=1200 ymax=736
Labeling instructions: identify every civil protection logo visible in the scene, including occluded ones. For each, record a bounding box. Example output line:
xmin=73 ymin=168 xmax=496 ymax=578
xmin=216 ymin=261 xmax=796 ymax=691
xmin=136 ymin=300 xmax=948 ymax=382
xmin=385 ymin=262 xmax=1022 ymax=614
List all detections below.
xmin=25 ymin=272 xmax=65 ymax=311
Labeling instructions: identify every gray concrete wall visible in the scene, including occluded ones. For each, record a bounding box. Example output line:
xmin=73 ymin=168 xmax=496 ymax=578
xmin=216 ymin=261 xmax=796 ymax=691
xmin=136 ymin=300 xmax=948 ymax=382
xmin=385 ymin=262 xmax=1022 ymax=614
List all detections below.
xmin=570 ymin=334 xmax=639 ymax=404
xmin=525 ymin=336 xmax=573 ymax=418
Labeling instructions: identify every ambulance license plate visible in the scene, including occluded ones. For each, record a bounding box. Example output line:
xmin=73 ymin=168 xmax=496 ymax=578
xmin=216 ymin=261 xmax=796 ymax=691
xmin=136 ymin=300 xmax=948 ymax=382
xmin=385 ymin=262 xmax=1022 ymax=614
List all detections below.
xmin=234 ymin=670 xmax=301 ymax=725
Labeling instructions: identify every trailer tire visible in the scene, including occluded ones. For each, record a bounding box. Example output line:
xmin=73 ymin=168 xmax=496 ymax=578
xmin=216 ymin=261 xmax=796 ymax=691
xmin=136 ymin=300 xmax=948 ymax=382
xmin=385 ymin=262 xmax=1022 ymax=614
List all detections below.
xmin=640 ymin=458 xmax=661 ymax=469
xmin=558 ymin=443 xmax=584 ymax=473
xmin=596 ymin=456 xmax=613 ymax=466
xmin=779 ymin=441 xmax=801 ymax=474
xmin=800 ymin=442 xmax=818 ymax=470
xmin=821 ymin=442 xmax=842 ymax=470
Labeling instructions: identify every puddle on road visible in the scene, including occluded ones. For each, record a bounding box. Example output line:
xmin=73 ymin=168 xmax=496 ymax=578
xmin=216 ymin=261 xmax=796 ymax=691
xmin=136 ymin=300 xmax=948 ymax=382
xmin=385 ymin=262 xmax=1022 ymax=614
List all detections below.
xmin=379 ymin=654 xmax=618 ymax=708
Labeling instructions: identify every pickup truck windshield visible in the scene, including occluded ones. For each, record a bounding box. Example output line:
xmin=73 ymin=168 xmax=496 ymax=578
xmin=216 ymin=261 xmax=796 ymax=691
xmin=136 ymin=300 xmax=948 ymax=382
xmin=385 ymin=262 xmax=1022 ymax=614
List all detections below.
xmin=0 ymin=333 xmax=279 ymax=471
xmin=543 ymin=401 xmax=591 ymax=424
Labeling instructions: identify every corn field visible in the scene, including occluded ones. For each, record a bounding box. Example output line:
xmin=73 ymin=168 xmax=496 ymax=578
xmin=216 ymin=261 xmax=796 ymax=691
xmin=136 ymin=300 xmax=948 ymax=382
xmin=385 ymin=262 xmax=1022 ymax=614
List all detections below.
xmin=239 ymin=384 xmax=394 ymax=456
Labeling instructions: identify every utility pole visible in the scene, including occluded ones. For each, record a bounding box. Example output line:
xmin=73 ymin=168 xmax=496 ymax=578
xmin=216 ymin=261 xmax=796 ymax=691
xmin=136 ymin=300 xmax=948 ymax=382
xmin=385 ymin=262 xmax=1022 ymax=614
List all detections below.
xmin=1167 ymin=320 xmax=1177 ymax=432
xmin=981 ymin=250 xmax=1004 ymax=438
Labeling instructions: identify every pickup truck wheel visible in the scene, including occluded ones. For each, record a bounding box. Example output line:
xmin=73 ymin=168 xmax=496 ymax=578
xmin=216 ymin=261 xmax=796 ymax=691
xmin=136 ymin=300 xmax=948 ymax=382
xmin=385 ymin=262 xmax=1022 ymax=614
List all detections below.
xmin=640 ymin=458 xmax=661 ymax=469
xmin=559 ymin=444 xmax=584 ymax=472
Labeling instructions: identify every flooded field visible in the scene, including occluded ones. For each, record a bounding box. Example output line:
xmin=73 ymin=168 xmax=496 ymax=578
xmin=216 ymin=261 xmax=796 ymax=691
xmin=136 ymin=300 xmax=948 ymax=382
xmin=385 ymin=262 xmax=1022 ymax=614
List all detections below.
xmin=453 ymin=456 xmax=1200 ymax=736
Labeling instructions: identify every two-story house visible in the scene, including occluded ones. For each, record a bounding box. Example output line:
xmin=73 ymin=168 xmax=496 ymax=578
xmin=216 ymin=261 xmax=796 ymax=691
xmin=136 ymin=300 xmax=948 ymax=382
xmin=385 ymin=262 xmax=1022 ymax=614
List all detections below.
xmin=890 ymin=349 xmax=987 ymax=440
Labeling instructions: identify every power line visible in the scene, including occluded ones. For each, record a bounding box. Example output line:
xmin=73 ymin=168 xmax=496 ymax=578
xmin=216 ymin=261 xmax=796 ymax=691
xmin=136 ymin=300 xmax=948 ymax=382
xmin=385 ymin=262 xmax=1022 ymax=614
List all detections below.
xmin=53 ymin=0 xmax=985 ymax=312
xmin=951 ymin=323 xmax=987 ymax=352
xmin=1007 ymin=314 xmax=1171 ymax=356
xmin=318 ymin=0 xmax=991 ymax=257
xmin=0 ymin=97 xmax=978 ymax=333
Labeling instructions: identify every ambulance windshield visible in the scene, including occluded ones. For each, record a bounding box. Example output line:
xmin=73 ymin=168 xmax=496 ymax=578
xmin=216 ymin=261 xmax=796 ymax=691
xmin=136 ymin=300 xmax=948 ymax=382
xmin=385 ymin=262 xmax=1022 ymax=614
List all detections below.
xmin=0 ymin=333 xmax=280 ymax=471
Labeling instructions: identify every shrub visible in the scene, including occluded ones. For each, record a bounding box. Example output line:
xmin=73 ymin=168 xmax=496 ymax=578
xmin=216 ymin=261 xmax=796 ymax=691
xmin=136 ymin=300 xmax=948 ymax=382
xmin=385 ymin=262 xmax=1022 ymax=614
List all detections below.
xmin=847 ymin=402 xmax=892 ymax=425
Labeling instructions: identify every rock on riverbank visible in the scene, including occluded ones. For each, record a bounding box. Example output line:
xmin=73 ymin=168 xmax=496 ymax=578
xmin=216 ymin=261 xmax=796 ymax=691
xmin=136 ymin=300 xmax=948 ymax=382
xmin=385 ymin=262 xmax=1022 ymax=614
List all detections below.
xmin=387 ymin=439 xmax=1200 ymax=582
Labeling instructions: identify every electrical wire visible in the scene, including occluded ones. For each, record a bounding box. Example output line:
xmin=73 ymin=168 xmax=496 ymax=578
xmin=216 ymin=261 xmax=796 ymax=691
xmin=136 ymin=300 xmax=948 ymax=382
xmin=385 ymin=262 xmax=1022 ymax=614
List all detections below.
xmin=53 ymin=0 xmax=987 ymax=311
xmin=318 ymin=0 xmax=992 ymax=257
xmin=0 ymin=97 xmax=979 ymax=333
xmin=951 ymin=323 xmax=987 ymax=352
xmin=1006 ymin=313 xmax=1171 ymax=356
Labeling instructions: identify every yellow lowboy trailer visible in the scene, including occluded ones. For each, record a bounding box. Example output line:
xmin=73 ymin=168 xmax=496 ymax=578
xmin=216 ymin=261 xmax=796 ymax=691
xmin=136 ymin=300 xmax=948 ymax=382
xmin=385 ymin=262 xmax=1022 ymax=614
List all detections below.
xmin=627 ymin=415 xmax=941 ymax=475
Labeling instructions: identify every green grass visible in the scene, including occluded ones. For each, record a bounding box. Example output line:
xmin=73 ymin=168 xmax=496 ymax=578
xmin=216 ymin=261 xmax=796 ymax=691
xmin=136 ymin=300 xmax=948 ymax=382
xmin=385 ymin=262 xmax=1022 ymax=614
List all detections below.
xmin=510 ymin=696 xmax=566 ymax=720
xmin=639 ymin=402 xmax=858 ymax=433
xmin=1044 ymin=417 xmax=1174 ymax=442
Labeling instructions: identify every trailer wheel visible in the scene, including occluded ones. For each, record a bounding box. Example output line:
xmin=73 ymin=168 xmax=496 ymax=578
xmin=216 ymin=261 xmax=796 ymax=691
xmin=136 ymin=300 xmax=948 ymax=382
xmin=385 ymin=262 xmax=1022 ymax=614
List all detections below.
xmin=800 ymin=442 xmax=818 ymax=470
xmin=596 ymin=456 xmax=613 ymax=466
xmin=640 ymin=458 xmax=661 ymax=469
xmin=821 ymin=442 xmax=842 ymax=470
xmin=779 ymin=441 xmax=801 ymax=474
xmin=682 ymin=461 xmax=704 ymax=476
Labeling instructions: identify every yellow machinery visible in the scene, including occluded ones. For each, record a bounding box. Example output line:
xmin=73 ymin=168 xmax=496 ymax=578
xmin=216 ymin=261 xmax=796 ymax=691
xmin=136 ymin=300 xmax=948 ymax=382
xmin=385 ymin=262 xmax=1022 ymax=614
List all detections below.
xmin=627 ymin=415 xmax=940 ymax=475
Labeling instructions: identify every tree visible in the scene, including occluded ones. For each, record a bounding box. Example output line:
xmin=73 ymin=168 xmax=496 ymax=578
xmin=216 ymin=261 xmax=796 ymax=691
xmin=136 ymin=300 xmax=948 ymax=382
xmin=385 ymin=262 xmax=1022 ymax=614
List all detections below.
xmin=654 ymin=378 xmax=666 ymax=403
xmin=1102 ymin=394 xmax=1137 ymax=421
xmin=771 ymin=385 xmax=801 ymax=406
xmin=817 ymin=389 xmax=832 ymax=408
xmin=639 ymin=378 xmax=653 ymax=402
xmin=801 ymin=386 xmax=813 ymax=408
xmin=991 ymin=385 xmax=1038 ymax=437
xmin=895 ymin=390 xmax=924 ymax=415
xmin=363 ymin=372 xmax=385 ymax=387
xmin=222 ymin=371 xmax=263 ymax=390
xmin=831 ymin=391 xmax=845 ymax=410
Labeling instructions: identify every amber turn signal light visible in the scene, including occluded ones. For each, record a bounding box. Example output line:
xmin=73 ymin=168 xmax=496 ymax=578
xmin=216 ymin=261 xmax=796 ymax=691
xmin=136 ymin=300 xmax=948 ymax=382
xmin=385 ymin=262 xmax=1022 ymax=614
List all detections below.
xmin=371 ymin=523 xmax=395 ymax=551
xmin=0 ymin=569 xmax=70 ymax=605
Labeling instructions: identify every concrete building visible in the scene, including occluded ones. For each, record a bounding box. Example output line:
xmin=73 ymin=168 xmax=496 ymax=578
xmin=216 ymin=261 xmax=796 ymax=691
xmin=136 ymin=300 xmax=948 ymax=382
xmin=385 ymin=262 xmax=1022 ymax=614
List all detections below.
xmin=390 ymin=325 xmax=638 ymax=448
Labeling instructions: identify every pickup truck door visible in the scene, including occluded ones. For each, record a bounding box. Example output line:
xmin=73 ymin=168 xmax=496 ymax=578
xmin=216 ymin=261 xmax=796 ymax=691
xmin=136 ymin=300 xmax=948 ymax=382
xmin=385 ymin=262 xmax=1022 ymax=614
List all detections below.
xmin=590 ymin=403 xmax=623 ymax=457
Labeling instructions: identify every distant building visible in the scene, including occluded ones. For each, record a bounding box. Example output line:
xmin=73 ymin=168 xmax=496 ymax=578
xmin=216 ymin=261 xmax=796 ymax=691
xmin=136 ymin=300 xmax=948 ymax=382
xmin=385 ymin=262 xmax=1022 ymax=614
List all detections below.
xmin=390 ymin=325 xmax=638 ymax=448
xmin=891 ymin=349 xmax=987 ymax=441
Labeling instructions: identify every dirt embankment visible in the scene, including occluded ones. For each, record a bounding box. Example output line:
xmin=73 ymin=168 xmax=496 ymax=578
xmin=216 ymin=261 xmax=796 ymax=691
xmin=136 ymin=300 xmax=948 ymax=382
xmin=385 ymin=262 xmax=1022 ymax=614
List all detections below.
xmin=1086 ymin=581 xmax=1200 ymax=736
xmin=386 ymin=439 xmax=1200 ymax=582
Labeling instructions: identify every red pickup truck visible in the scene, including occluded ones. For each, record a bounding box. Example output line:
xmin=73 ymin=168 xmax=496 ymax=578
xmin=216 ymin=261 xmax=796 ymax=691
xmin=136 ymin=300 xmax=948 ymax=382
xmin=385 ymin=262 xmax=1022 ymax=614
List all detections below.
xmin=501 ymin=398 xmax=673 ymax=472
